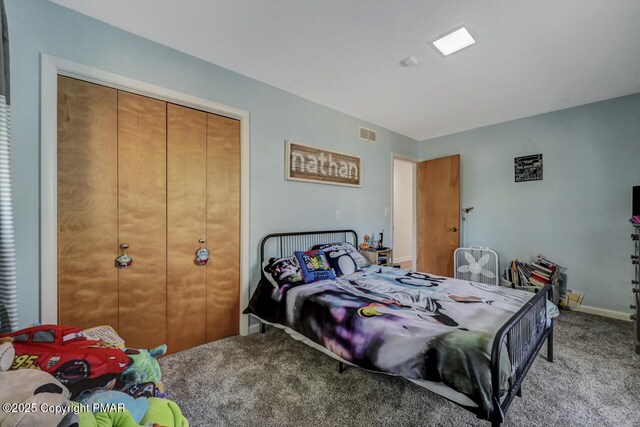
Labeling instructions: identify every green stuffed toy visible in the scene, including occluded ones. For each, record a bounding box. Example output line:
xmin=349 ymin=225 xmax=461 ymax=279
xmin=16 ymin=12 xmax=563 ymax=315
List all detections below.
xmin=75 ymin=405 xmax=139 ymax=427
xmin=118 ymin=345 xmax=167 ymax=398
xmin=141 ymin=398 xmax=189 ymax=427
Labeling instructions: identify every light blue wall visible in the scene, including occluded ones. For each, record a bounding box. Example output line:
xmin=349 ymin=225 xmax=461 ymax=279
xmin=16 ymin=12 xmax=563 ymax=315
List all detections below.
xmin=420 ymin=93 xmax=640 ymax=313
xmin=6 ymin=0 xmax=418 ymax=327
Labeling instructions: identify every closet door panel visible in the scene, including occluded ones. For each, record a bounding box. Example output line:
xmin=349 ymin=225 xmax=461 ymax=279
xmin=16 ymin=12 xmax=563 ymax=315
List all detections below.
xmin=57 ymin=76 xmax=118 ymax=329
xmin=167 ymin=104 xmax=207 ymax=353
xmin=118 ymin=92 xmax=167 ymax=349
xmin=206 ymin=114 xmax=240 ymax=341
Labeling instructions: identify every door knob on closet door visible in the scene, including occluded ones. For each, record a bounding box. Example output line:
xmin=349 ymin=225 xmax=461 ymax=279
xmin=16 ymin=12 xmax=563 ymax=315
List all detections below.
xmin=115 ymin=244 xmax=133 ymax=269
xmin=195 ymin=239 xmax=210 ymax=266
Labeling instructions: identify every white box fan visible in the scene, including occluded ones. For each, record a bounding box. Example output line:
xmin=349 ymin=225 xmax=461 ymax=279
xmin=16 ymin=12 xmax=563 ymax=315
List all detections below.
xmin=454 ymin=247 xmax=499 ymax=285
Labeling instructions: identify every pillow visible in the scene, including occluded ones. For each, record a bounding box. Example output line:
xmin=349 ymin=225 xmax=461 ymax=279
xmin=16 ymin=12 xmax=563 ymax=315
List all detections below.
xmin=323 ymin=248 xmax=358 ymax=277
xmin=293 ymin=250 xmax=336 ymax=283
xmin=312 ymin=242 xmax=370 ymax=269
xmin=262 ymin=257 xmax=304 ymax=289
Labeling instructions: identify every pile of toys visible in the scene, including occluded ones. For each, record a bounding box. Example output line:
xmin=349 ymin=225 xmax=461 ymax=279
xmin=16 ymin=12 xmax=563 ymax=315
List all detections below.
xmin=0 ymin=324 xmax=188 ymax=427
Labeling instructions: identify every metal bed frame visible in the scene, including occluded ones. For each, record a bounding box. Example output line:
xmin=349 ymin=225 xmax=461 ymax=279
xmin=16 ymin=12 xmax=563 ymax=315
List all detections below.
xmin=256 ymin=229 xmax=554 ymax=426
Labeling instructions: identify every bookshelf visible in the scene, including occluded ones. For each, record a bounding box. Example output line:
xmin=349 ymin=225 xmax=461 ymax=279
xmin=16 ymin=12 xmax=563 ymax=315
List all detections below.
xmin=631 ymin=224 xmax=639 ymax=354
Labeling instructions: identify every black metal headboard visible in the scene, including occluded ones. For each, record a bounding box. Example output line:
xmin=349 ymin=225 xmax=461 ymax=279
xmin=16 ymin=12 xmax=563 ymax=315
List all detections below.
xmin=260 ymin=229 xmax=358 ymax=264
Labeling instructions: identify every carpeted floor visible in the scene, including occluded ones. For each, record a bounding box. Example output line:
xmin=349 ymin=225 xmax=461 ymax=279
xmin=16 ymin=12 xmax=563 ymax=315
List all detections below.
xmin=160 ymin=311 xmax=640 ymax=426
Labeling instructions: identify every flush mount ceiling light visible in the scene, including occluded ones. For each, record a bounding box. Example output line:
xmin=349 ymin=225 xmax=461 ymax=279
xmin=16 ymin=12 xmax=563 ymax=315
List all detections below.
xmin=430 ymin=26 xmax=476 ymax=57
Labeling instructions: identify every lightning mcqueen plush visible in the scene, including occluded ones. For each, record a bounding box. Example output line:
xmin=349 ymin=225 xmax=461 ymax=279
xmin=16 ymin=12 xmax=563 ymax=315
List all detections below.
xmin=0 ymin=325 xmax=130 ymax=397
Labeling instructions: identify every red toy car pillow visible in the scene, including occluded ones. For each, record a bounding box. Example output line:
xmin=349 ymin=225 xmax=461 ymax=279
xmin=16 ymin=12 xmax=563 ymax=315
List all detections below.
xmin=0 ymin=325 xmax=129 ymax=397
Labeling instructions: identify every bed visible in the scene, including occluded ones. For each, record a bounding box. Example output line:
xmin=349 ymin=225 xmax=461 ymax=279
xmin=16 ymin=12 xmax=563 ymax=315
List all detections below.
xmin=244 ymin=229 xmax=555 ymax=426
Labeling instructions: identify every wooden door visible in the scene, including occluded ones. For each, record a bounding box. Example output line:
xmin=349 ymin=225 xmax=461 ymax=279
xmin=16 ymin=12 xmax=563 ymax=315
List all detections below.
xmin=167 ymin=104 xmax=208 ymax=353
xmin=206 ymin=114 xmax=240 ymax=341
xmin=117 ymin=92 xmax=167 ymax=349
xmin=57 ymin=76 xmax=118 ymax=329
xmin=416 ymin=155 xmax=460 ymax=276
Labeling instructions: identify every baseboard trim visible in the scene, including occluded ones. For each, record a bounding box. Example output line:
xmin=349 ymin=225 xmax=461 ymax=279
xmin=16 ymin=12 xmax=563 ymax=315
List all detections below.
xmin=578 ymin=305 xmax=631 ymax=321
xmin=248 ymin=323 xmax=261 ymax=335
xmin=394 ymin=256 xmax=412 ymax=263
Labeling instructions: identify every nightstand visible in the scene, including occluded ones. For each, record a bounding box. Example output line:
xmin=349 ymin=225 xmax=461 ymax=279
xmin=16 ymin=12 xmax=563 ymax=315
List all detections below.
xmin=360 ymin=248 xmax=393 ymax=266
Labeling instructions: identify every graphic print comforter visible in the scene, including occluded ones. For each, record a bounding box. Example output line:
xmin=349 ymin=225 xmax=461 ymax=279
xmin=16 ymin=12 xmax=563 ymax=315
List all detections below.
xmin=246 ymin=265 xmax=553 ymax=419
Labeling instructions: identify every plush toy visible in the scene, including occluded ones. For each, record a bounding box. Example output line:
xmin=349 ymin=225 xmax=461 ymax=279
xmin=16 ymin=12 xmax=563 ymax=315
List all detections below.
xmin=0 ymin=337 xmax=14 ymax=372
xmin=120 ymin=345 xmax=166 ymax=384
xmin=117 ymin=344 xmax=167 ymax=398
xmin=0 ymin=369 xmax=78 ymax=427
xmin=359 ymin=234 xmax=370 ymax=250
xmin=140 ymin=398 xmax=189 ymax=427
xmin=78 ymin=390 xmax=149 ymax=424
xmin=74 ymin=402 xmax=140 ymax=427
xmin=75 ymin=397 xmax=189 ymax=427
xmin=0 ymin=325 xmax=129 ymax=398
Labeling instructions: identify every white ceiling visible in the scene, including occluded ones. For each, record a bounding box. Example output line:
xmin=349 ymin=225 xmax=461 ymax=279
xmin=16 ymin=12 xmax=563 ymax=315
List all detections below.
xmin=50 ymin=0 xmax=640 ymax=141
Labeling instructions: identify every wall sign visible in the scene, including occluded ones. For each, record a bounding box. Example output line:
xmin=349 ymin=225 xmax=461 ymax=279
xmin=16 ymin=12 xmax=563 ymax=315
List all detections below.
xmin=285 ymin=141 xmax=362 ymax=187
xmin=514 ymin=153 xmax=543 ymax=182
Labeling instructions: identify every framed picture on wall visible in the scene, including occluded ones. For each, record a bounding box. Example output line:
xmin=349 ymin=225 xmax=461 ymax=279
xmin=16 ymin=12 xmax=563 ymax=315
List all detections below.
xmin=514 ymin=153 xmax=543 ymax=182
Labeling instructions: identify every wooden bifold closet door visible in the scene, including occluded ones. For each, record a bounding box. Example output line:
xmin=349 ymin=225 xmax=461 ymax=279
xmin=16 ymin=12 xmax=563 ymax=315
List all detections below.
xmin=206 ymin=114 xmax=240 ymax=341
xmin=117 ymin=92 xmax=167 ymax=349
xmin=167 ymin=104 xmax=207 ymax=353
xmin=57 ymin=76 xmax=240 ymax=352
xmin=57 ymin=76 xmax=118 ymax=329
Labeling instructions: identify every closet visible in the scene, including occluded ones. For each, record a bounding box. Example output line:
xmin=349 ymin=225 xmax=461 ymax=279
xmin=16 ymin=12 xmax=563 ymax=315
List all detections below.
xmin=57 ymin=76 xmax=240 ymax=352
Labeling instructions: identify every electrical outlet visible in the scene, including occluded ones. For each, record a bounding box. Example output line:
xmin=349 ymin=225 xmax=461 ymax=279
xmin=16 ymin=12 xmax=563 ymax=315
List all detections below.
xmin=335 ymin=209 xmax=341 ymax=220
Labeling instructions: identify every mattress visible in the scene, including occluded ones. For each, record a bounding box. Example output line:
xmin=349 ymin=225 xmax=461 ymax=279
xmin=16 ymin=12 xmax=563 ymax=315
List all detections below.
xmin=245 ymin=265 xmax=557 ymax=419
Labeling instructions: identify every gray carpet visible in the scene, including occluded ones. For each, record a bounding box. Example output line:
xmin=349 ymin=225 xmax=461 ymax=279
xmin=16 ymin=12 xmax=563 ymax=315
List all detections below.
xmin=160 ymin=311 xmax=640 ymax=426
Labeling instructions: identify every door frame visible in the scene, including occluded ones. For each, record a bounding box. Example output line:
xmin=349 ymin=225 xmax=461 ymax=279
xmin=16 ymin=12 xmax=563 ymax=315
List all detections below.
xmin=390 ymin=153 xmax=418 ymax=271
xmin=40 ymin=54 xmax=251 ymax=336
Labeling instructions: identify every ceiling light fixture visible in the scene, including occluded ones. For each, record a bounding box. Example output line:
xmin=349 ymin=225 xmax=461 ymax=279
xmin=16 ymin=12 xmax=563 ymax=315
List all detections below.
xmin=430 ymin=26 xmax=476 ymax=57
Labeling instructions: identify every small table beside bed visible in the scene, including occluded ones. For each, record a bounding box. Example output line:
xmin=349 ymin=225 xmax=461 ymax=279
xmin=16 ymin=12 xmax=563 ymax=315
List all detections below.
xmin=244 ymin=229 xmax=557 ymax=426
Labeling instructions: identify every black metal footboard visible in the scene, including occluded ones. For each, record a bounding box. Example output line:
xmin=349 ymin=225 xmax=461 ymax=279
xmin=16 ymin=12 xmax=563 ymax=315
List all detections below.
xmin=489 ymin=284 xmax=554 ymax=426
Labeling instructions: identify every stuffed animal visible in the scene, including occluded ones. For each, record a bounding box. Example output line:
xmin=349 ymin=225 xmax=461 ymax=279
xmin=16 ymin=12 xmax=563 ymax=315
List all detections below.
xmin=0 ymin=325 xmax=129 ymax=398
xmin=117 ymin=344 xmax=167 ymax=398
xmin=74 ymin=402 xmax=140 ymax=427
xmin=359 ymin=234 xmax=370 ymax=250
xmin=75 ymin=396 xmax=189 ymax=427
xmin=77 ymin=390 xmax=149 ymax=424
xmin=0 ymin=369 xmax=78 ymax=427
xmin=140 ymin=398 xmax=189 ymax=427
xmin=0 ymin=337 xmax=14 ymax=372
